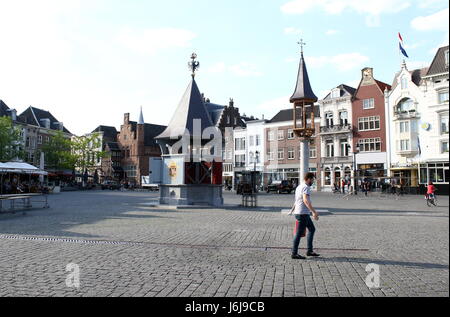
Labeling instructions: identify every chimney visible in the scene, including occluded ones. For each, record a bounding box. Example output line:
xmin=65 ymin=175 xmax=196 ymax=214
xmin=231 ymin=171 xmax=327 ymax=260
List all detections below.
xmin=40 ymin=118 xmax=51 ymax=129
xmin=124 ymin=113 xmax=130 ymax=124
xmin=7 ymin=109 xmax=17 ymax=121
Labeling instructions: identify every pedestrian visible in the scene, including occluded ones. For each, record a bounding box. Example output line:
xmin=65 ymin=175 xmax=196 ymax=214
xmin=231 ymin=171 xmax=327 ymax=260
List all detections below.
xmin=290 ymin=172 xmax=320 ymax=260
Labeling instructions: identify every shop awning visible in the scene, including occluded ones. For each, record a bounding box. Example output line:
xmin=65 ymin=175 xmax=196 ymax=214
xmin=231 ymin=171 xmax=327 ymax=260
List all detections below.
xmin=0 ymin=162 xmax=48 ymax=175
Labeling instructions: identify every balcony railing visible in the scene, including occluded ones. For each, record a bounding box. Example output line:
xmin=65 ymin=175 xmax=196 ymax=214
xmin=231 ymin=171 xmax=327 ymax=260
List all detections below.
xmin=321 ymin=156 xmax=353 ymax=164
xmin=320 ymin=124 xmax=352 ymax=134
xmin=393 ymin=110 xmax=420 ymax=120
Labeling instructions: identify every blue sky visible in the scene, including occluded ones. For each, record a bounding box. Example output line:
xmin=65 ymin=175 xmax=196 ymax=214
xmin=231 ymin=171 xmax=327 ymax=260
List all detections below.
xmin=0 ymin=0 xmax=448 ymax=135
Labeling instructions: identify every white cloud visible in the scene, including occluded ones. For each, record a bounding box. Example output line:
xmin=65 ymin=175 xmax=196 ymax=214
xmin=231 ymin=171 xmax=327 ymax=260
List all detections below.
xmin=411 ymin=8 xmax=449 ymax=32
xmin=418 ymin=0 xmax=448 ymax=9
xmin=257 ymin=96 xmax=291 ymax=117
xmin=281 ymin=0 xmax=412 ymax=27
xmin=306 ymin=53 xmax=370 ymax=72
xmin=207 ymin=62 xmax=227 ymax=73
xmin=326 ymin=29 xmax=339 ymax=36
xmin=284 ymin=27 xmax=302 ymax=35
xmin=116 ymin=27 xmax=197 ymax=55
xmin=229 ymin=63 xmax=263 ymax=77
xmin=406 ymin=60 xmax=429 ymax=70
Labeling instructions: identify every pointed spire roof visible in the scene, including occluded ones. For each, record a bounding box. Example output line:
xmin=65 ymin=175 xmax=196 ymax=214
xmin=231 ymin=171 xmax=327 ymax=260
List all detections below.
xmin=290 ymin=52 xmax=318 ymax=103
xmin=138 ymin=106 xmax=144 ymax=125
xmin=156 ymin=78 xmax=214 ymax=140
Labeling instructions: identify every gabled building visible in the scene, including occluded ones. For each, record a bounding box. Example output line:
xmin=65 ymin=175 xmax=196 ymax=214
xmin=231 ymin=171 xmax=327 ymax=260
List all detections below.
xmin=17 ymin=106 xmax=73 ymax=167
xmin=118 ymin=110 xmax=166 ymax=186
xmin=352 ymin=68 xmax=391 ymax=179
xmin=318 ymin=84 xmax=356 ymax=191
xmin=387 ymin=46 xmax=449 ymax=193
xmin=88 ymin=125 xmax=120 ymax=182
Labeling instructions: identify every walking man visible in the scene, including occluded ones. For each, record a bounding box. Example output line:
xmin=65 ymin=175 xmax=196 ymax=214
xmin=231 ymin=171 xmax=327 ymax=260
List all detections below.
xmin=291 ymin=172 xmax=321 ymax=260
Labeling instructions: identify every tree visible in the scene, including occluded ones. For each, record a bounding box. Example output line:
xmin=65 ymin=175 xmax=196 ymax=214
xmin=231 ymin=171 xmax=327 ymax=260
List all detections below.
xmin=0 ymin=116 xmax=25 ymax=162
xmin=71 ymin=133 xmax=106 ymax=174
xmin=40 ymin=130 xmax=75 ymax=171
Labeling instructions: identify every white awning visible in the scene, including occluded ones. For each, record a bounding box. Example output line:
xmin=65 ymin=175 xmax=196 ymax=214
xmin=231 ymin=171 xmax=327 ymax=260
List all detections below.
xmin=0 ymin=162 xmax=48 ymax=175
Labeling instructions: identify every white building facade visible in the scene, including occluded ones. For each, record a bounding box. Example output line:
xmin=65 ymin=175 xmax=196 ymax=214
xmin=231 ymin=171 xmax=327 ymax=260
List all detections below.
xmin=386 ymin=46 xmax=449 ymax=193
xmin=318 ymin=85 xmax=356 ymax=191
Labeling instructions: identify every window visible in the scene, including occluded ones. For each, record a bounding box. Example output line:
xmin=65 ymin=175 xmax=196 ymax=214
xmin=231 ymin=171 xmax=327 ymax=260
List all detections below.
xmin=399 ymin=121 xmax=410 ymax=134
xmin=331 ymin=89 xmax=340 ymax=98
xmin=288 ymin=148 xmax=295 ymax=160
xmin=363 ymin=98 xmax=375 ymax=110
xmin=358 ymin=116 xmax=380 ymax=131
xmin=445 ymin=50 xmax=449 ymax=67
xmin=326 ymin=140 xmax=334 ymax=158
xmin=278 ymin=130 xmax=284 ymax=140
xmin=396 ymin=98 xmax=415 ymax=112
xmin=339 ymin=111 xmax=348 ymax=126
xmin=37 ymin=135 xmax=43 ymax=145
xmin=326 ymin=113 xmax=334 ymax=127
xmin=227 ymin=116 xmax=231 ymax=124
xmin=340 ymin=139 xmax=349 ymax=157
xmin=267 ymin=151 xmax=275 ymax=161
xmin=397 ymin=139 xmax=410 ymax=151
xmin=441 ymin=114 xmax=449 ymax=134
xmin=324 ymin=168 xmax=331 ymax=186
xmin=268 ymin=131 xmax=275 ymax=141
xmin=441 ymin=141 xmax=449 ymax=153
xmin=278 ymin=149 xmax=284 ymax=160
xmin=439 ymin=91 xmax=449 ymax=104
xmin=287 ymin=129 xmax=295 ymax=139
xmin=255 ymin=135 xmax=261 ymax=146
xmin=358 ymin=138 xmax=382 ymax=152
xmin=249 ymin=136 xmax=254 ymax=147
xmin=401 ymin=76 xmax=408 ymax=90
xmin=235 ymin=138 xmax=246 ymax=151
xmin=309 ymin=146 xmax=317 ymax=158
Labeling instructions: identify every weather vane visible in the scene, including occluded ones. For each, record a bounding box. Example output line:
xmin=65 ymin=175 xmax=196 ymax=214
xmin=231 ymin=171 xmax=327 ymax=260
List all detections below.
xmin=298 ymin=39 xmax=306 ymax=54
xmin=188 ymin=52 xmax=200 ymax=78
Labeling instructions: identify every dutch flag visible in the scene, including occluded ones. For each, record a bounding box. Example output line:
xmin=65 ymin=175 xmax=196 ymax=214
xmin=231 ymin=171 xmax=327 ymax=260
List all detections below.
xmin=399 ymin=32 xmax=409 ymax=58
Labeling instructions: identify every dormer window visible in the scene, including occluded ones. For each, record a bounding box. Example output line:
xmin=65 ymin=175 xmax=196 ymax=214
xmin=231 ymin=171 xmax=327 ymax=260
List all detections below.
xmin=331 ymin=89 xmax=340 ymax=99
xmin=445 ymin=50 xmax=449 ymax=68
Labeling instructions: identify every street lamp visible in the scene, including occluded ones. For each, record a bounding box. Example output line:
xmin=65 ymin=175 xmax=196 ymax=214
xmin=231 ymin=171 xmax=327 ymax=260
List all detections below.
xmin=352 ymin=145 xmax=360 ymax=195
xmin=254 ymin=151 xmax=260 ymax=192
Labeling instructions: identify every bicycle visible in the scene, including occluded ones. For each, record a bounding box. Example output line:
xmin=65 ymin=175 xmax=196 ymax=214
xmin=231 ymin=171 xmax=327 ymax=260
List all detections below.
xmin=426 ymin=193 xmax=438 ymax=207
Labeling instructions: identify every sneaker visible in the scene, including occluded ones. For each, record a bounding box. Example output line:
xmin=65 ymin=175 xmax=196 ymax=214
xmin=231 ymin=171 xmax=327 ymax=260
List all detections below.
xmin=291 ymin=254 xmax=306 ymax=260
xmin=307 ymin=251 xmax=321 ymax=257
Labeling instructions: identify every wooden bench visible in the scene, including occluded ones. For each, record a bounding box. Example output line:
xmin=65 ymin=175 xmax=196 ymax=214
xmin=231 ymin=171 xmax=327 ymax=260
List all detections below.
xmin=0 ymin=194 xmax=50 ymax=214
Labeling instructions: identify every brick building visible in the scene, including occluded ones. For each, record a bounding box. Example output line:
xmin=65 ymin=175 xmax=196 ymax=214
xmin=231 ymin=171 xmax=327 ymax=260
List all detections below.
xmin=352 ymin=68 xmax=391 ymax=178
xmin=116 ymin=111 xmax=166 ymax=186
xmin=264 ymin=108 xmax=322 ymax=190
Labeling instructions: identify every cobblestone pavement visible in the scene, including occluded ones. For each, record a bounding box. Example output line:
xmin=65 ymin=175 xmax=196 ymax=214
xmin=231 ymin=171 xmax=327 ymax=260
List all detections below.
xmin=0 ymin=191 xmax=448 ymax=297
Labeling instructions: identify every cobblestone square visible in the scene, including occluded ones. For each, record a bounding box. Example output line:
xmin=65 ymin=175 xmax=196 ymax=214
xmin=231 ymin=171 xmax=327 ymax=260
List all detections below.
xmin=0 ymin=191 xmax=448 ymax=297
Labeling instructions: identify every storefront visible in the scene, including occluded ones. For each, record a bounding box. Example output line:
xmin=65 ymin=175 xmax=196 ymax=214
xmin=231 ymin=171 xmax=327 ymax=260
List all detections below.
xmin=419 ymin=162 xmax=449 ymax=195
xmin=357 ymin=163 xmax=387 ymax=178
xmin=390 ymin=164 xmax=419 ymax=194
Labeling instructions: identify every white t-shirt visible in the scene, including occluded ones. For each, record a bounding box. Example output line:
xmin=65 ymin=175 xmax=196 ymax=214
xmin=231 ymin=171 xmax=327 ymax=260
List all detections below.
xmin=293 ymin=183 xmax=312 ymax=215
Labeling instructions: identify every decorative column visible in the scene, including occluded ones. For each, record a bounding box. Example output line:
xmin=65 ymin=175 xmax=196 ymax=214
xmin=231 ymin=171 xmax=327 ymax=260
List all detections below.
xmin=289 ymin=39 xmax=318 ymax=185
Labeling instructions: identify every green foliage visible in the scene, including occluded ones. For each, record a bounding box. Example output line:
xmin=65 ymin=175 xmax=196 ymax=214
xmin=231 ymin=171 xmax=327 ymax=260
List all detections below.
xmin=0 ymin=116 xmax=25 ymax=162
xmin=71 ymin=133 xmax=106 ymax=171
xmin=40 ymin=130 xmax=75 ymax=171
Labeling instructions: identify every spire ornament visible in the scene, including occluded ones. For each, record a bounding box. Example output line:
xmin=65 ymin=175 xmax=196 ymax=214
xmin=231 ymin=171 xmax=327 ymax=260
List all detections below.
xmin=188 ymin=52 xmax=200 ymax=78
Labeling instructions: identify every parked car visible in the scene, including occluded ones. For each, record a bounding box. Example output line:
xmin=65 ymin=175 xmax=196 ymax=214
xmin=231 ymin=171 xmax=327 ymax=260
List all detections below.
xmin=266 ymin=180 xmax=294 ymax=194
xmin=101 ymin=181 xmax=121 ymax=190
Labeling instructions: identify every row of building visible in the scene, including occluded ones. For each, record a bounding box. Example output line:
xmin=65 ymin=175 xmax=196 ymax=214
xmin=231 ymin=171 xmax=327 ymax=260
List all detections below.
xmin=1 ymin=45 xmax=448 ymax=193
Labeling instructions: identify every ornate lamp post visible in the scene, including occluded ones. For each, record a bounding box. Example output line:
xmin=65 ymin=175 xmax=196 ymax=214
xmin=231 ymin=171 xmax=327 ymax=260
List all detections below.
xmin=353 ymin=144 xmax=360 ymax=195
xmin=290 ymin=39 xmax=318 ymax=183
